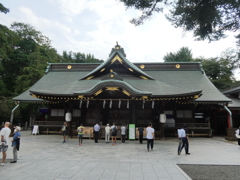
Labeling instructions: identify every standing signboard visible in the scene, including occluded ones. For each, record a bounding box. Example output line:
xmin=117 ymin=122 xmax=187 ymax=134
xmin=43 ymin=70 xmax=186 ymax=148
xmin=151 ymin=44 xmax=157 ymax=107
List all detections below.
xmin=32 ymin=125 xmax=39 ymax=135
xmin=128 ymin=124 xmax=135 ymax=140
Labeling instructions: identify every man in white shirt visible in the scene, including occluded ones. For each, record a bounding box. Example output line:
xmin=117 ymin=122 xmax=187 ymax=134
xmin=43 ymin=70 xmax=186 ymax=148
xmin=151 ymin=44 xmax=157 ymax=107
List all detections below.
xmin=121 ymin=124 xmax=126 ymax=143
xmin=179 ymin=124 xmax=190 ymax=155
xmin=146 ymin=123 xmax=154 ymax=151
xmin=93 ymin=123 xmax=100 ymax=143
xmin=105 ymin=124 xmax=110 ymax=143
xmin=0 ymin=122 xmax=11 ymax=166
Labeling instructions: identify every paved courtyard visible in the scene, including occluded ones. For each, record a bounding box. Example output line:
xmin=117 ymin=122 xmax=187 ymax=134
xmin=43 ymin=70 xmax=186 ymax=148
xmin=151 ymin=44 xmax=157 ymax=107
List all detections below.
xmin=0 ymin=130 xmax=240 ymax=180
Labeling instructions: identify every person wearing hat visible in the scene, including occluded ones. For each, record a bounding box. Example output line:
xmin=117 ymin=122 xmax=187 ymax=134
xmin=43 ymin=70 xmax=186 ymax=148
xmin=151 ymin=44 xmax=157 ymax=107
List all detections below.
xmin=105 ymin=124 xmax=110 ymax=143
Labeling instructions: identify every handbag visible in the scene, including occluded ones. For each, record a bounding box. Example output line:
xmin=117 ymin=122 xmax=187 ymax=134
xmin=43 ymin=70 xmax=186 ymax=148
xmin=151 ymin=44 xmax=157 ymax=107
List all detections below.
xmin=0 ymin=142 xmax=8 ymax=152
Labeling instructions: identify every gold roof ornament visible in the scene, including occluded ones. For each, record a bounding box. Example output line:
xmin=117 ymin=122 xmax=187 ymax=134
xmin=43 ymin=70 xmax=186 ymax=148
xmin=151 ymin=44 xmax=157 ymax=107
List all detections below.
xmin=94 ymin=89 xmax=103 ymax=96
xmin=122 ymin=89 xmax=131 ymax=96
xmin=140 ymin=64 xmax=145 ymax=69
xmin=176 ymin=64 xmax=180 ymax=68
xmin=111 ymin=55 xmax=123 ymax=64
xmin=106 ymin=87 xmax=119 ymax=91
xmin=86 ymin=76 xmax=94 ymax=80
xmin=67 ymin=65 xmax=72 ymax=69
xmin=140 ymin=76 xmax=148 ymax=80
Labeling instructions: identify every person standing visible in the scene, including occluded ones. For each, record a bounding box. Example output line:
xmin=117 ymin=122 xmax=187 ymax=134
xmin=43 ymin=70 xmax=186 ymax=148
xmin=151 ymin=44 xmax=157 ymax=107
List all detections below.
xmin=121 ymin=124 xmax=126 ymax=143
xmin=11 ymin=126 xmax=21 ymax=163
xmin=94 ymin=123 xmax=100 ymax=143
xmin=0 ymin=122 xmax=11 ymax=166
xmin=105 ymin=124 xmax=110 ymax=143
xmin=59 ymin=122 xmax=68 ymax=143
xmin=138 ymin=126 xmax=144 ymax=144
xmin=111 ymin=123 xmax=118 ymax=145
xmin=146 ymin=123 xmax=154 ymax=151
xmin=179 ymin=124 xmax=190 ymax=155
xmin=235 ymin=126 xmax=240 ymax=146
xmin=77 ymin=124 xmax=84 ymax=146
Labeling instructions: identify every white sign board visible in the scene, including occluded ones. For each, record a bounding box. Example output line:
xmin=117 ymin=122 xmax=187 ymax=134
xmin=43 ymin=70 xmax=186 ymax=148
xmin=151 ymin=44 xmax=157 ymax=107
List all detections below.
xmin=32 ymin=125 xmax=39 ymax=135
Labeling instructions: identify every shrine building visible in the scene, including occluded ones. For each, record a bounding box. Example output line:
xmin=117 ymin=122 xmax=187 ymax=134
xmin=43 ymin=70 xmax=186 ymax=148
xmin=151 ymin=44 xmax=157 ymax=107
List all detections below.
xmin=13 ymin=43 xmax=232 ymax=138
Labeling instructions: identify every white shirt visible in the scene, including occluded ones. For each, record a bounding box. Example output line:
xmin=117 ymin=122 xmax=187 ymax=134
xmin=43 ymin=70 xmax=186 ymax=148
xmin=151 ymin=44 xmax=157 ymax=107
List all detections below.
xmin=179 ymin=128 xmax=186 ymax=137
xmin=146 ymin=127 xmax=154 ymax=139
xmin=0 ymin=127 xmax=11 ymax=145
xmin=94 ymin=124 xmax=100 ymax=132
xmin=105 ymin=126 xmax=110 ymax=133
xmin=121 ymin=126 xmax=126 ymax=135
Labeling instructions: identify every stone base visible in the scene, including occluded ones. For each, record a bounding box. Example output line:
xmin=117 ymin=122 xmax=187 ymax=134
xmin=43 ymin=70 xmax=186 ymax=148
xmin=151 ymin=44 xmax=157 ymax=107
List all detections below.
xmin=225 ymin=128 xmax=237 ymax=141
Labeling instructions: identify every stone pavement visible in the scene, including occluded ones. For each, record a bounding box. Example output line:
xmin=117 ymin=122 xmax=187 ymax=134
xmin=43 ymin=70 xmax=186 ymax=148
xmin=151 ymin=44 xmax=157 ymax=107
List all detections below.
xmin=0 ymin=131 xmax=240 ymax=180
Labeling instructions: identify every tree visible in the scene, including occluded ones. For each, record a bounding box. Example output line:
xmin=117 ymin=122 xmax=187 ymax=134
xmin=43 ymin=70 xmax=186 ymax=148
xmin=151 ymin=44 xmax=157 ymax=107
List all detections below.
xmin=0 ymin=3 xmax=9 ymax=14
xmin=194 ymin=48 xmax=239 ymax=89
xmin=62 ymin=51 xmax=104 ymax=63
xmin=119 ymin=0 xmax=240 ymax=44
xmin=163 ymin=47 xmax=192 ymax=62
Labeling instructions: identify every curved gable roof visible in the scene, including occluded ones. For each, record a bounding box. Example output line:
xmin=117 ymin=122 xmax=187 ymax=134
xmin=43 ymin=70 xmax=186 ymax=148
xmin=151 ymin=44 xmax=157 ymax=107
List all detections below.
xmin=79 ymin=48 xmax=154 ymax=80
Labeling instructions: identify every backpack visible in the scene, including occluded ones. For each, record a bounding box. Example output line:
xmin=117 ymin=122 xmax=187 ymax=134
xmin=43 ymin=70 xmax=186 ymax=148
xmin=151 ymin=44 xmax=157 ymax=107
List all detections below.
xmin=112 ymin=126 xmax=118 ymax=134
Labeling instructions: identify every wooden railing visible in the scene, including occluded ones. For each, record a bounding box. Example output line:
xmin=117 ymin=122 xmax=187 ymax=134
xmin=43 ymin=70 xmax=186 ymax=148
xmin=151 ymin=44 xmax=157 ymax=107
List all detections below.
xmin=164 ymin=123 xmax=213 ymax=137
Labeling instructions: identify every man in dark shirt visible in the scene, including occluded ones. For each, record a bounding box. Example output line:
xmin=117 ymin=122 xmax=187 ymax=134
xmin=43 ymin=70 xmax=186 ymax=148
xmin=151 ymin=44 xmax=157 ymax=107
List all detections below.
xmin=138 ymin=127 xmax=144 ymax=144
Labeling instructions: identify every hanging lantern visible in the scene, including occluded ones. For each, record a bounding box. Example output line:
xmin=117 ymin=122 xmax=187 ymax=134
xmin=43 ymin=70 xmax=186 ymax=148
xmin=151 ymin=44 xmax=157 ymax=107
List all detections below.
xmin=109 ymin=99 xmax=112 ymax=108
xmin=118 ymin=99 xmax=121 ymax=108
xmin=152 ymin=100 xmax=154 ymax=109
xmin=79 ymin=99 xmax=82 ymax=108
xmin=103 ymin=100 xmax=106 ymax=109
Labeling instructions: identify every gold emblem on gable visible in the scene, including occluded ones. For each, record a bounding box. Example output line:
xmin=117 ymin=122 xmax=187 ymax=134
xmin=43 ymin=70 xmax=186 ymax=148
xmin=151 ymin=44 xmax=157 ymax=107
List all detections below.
xmin=67 ymin=65 xmax=72 ymax=69
xmin=140 ymin=64 xmax=145 ymax=69
xmin=176 ymin=64 xmax=180 ymax=68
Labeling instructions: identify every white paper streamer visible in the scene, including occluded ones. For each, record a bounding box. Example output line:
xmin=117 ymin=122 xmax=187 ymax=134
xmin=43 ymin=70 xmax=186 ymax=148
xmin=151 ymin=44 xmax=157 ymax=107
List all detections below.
xmin=127 ymin=100 xmax=129 ymax=109
xmin=86 ymin=99 xmax=89 ymax=108
xmin=103 ymin=100 xmax=106 ymax=109
xmin=142 ymin=99 xmax=145 ymax=109
xmin=109 ymin=99 xmax=112 ymax=108
xmin=79 ymin=99 xmax=82 ymax=108
xmin=152 ymin=100 xmax=155 ymax=109
xmin=118 ymin=99 xmax=121 ymax=108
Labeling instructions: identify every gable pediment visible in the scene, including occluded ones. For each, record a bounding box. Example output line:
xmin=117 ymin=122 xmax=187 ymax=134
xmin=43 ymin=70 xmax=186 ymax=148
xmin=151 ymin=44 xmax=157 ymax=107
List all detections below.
xmin=79 ymin=44 xmax=155 ymax=81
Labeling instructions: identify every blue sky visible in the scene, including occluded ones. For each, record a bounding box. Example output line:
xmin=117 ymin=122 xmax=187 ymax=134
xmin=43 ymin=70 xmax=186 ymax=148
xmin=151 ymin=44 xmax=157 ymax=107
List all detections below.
xmin=1 ymin=0 xmax=238 ymax=64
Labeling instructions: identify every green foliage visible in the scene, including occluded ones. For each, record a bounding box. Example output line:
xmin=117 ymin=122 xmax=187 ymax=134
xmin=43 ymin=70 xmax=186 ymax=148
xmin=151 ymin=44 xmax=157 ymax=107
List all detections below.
xmin=163 ymin=47 xmax=192 ymax=62
xmin=119 ymin=0 xmax=240 ymax=45
xmin=193 ymin=48 xmax=239 ymax=90
xmin=0 ymin=22 xmax=104 ymax=123
xmin=0 ymin=97 xmax=21 ymax=124
xmin=0 ymin=3 xmax=9 ymax=14
xmin=62 ymin=51 xmax=104 ymax=63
